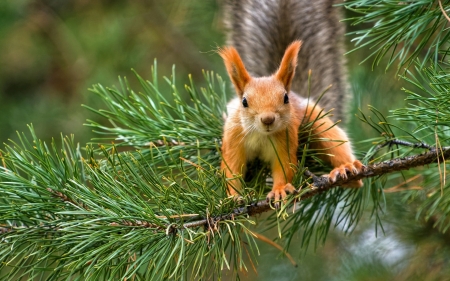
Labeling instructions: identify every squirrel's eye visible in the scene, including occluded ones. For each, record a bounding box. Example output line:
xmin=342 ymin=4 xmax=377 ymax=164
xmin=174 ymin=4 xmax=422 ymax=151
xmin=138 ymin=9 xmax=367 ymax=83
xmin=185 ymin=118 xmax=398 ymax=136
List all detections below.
xmin=242 ymin=97 xmax=248 ymax=108
xmin=283 ymin=93 xmax=289 ymax=104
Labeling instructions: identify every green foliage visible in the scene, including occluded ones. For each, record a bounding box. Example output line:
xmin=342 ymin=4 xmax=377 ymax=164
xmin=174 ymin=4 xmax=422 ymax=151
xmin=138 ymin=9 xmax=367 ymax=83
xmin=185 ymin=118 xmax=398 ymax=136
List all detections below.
xmin=0 ymin=126 xmax=258 ymax=280
xmin=344 ymin=0 xmax=450 ymax=71
xmin=395 ymin=62 xmax=450 ymax=139
xmin=85 ymin=60 xmax=226 ymax=175
xmin=0 ymin=0 xmax=223 ymax=144
xmin=341 ymin=1 xmax=450 ymax=278
xmin=356 ymin=53 xmax=450 ymax=235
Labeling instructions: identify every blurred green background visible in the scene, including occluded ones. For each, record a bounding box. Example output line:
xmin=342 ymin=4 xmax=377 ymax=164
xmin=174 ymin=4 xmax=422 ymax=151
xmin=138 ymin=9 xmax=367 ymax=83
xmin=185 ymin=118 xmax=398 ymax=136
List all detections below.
xmin=0 ymin=0 xmax=223 ymax=144
xmin=1 ymin=1 xmax=447 ymax=280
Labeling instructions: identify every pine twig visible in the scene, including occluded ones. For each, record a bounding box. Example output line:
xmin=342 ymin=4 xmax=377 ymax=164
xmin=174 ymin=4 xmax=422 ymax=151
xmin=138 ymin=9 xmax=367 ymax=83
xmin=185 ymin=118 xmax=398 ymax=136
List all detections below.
xmin=253 ymin=232 xmax=297 ymax=267
xmin=439 ymin=0 xmax=450 ymax=23
xmin=375 ymin=139 xmax=433 ymax=150
xmin=47 ymin=187 xmax=85 ymax=208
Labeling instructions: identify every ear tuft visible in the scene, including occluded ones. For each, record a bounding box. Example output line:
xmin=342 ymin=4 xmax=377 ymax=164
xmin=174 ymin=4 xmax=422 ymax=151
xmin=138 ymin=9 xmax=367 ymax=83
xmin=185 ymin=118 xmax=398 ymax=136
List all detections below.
xmin=275 ymin=40 xmax=302 ymax=92
xmin=219 ymin=47 xmax=251 ymax=96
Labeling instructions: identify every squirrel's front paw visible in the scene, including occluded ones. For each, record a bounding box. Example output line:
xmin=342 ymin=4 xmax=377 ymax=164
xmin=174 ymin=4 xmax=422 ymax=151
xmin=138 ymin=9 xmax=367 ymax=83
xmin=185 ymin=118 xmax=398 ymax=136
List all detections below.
xmin=327 ymin=160 xmax=364 ymax=188
xmin=266 ymin=183 xmax=297 ymax=208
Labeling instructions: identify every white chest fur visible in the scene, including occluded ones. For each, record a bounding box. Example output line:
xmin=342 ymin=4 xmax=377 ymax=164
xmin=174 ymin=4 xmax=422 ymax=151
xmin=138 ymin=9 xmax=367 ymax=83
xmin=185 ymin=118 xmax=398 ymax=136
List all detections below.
xmin=244 ymin=131 xmax=276 ymax=163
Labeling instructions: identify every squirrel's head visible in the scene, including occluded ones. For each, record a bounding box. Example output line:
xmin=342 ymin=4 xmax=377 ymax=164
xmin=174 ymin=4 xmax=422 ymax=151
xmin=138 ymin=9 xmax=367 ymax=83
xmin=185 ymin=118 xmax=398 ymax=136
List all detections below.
xmin=220 ymin=40 xmax=302 ymax=134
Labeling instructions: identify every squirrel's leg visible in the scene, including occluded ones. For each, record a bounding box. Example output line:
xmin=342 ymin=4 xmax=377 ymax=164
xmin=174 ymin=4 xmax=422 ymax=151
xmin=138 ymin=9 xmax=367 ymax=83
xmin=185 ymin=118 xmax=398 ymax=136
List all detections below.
xmin=221 ymin=143 xmax=247 ymax=196
xmin=304 ymin=104 xmax=364 ymax=187
xmin=266 ymin=131 xmax=298 ymax=204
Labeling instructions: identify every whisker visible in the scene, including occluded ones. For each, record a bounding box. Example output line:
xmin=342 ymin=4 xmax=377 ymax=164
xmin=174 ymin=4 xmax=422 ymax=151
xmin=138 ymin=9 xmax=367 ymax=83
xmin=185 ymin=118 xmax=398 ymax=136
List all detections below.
xmin=238 ymin=124 xmax=256 ymax=145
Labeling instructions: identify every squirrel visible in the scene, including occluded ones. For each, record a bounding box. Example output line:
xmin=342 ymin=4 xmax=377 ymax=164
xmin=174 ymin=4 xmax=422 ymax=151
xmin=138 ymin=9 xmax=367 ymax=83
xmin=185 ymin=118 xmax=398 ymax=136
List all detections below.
xmin=219 ymin=1 xmax=363 ymax=202
xmin=219 ymin=41 xmax=363 ymax=202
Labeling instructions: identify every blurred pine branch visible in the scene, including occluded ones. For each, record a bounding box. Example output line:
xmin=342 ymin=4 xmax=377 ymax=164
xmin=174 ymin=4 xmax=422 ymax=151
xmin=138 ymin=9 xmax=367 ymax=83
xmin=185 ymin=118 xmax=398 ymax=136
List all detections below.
xmin=344 ymin=0 xmax=450 ymax=72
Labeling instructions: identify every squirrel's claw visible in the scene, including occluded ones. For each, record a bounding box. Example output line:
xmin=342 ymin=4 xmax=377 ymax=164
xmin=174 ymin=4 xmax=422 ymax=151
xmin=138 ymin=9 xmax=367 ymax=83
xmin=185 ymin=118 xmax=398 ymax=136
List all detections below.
xmin=229 ymin=194 xmax=244 ymax=204
xmin=266 ymin=183 xmax=296 ymax=208
xmin=327 ymin=160 xmax=364 ymax=188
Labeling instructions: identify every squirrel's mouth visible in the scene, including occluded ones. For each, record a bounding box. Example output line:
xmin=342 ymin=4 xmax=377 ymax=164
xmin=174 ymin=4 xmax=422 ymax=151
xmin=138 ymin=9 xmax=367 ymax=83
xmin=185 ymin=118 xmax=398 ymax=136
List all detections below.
xmin=261 ymin=127 xmax=274 ymax=134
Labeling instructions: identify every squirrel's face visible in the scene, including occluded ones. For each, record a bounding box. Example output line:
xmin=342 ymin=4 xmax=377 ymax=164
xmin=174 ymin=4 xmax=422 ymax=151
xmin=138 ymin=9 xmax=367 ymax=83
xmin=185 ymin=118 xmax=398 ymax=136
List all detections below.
xmin=220 ymin=40 xmax=302 ymax=136
xmin=240 ymin=77 xmax=291 ymax=135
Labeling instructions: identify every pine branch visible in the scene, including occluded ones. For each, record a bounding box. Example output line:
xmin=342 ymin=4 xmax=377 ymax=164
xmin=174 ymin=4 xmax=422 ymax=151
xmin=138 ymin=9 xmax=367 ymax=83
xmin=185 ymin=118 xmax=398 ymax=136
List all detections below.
xmin=2 ymin=140 xmax=446 ymax=241
xmin=374 ymin=139 xmax=433 ymax=150
xmin=179 ymin=145 xmax=450 ymax=230
xmin=343 ymin=0 xmax=450 ymax=71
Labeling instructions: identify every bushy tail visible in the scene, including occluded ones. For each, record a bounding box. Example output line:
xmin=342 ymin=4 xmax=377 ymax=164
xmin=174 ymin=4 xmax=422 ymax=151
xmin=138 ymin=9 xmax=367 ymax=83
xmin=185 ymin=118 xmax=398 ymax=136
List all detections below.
xmin=223 ymin=0 xmax=349 ymax=121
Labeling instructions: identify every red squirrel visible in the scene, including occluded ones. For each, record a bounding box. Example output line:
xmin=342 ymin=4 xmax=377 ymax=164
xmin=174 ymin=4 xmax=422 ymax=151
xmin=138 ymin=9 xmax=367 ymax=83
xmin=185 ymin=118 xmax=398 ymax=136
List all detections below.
xmin=219 ymin=40 xmax=363 ymax=202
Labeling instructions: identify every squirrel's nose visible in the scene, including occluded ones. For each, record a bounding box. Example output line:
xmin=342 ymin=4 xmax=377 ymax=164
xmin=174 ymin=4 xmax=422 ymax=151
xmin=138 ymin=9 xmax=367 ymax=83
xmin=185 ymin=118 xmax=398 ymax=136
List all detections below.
xmin=261 ymin=114 xmax=275 ymax=125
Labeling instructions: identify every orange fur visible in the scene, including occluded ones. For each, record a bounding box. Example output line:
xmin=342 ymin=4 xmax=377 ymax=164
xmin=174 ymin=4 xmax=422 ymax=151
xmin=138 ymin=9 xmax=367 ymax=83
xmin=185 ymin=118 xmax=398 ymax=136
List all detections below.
xmin=220 ymin=40 xmax=363 ymax=202
xmin=219 ymin=47 xmax=251 ymax=95
xmin=303 ymin=104 xmax=363 ymax=187
xmin=276 ymin=41 xmax=302 ymax=92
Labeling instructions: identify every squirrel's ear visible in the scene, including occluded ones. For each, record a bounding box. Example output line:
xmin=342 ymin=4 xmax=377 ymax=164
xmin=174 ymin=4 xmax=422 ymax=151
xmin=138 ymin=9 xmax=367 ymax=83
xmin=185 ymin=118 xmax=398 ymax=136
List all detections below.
xmin=276 ymin=40 xmax=302 ymax=91
xmin=219 ymin=47 xmax=251 ymax=95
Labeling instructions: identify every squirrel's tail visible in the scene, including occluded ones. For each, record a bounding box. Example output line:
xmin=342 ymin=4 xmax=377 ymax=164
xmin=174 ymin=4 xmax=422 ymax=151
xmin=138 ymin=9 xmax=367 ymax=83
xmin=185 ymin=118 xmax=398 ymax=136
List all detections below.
xmin=223 ymin=0 xmax=349 ymax=121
